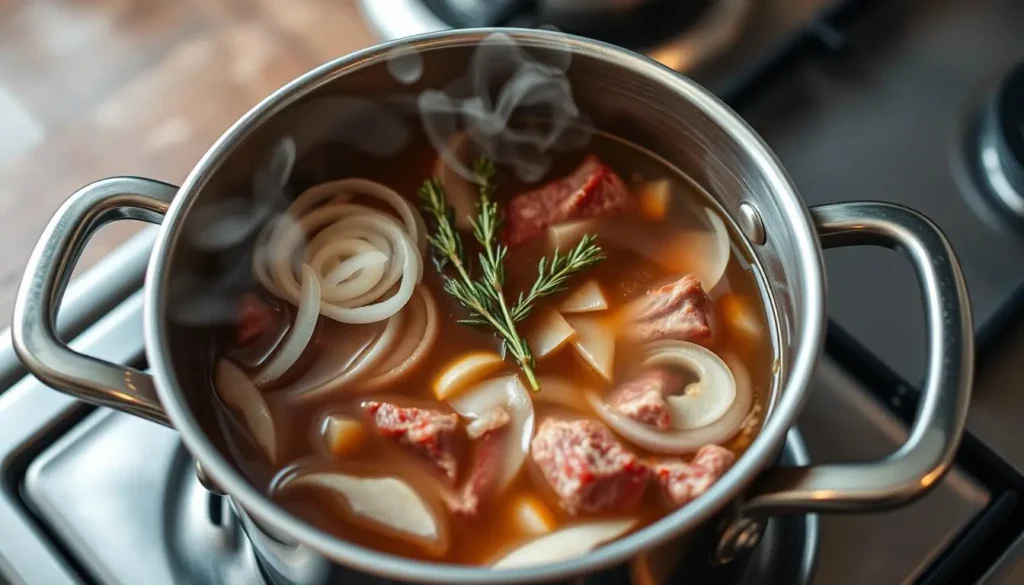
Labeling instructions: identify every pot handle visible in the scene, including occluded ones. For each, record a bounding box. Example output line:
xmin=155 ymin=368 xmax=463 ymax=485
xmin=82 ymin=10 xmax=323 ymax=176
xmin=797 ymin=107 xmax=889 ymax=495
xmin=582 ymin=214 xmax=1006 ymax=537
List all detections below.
xmin=12 ymin=177 xmax=178 ymax=427
xmin=719 ymin=201 xmax=973 ymax=561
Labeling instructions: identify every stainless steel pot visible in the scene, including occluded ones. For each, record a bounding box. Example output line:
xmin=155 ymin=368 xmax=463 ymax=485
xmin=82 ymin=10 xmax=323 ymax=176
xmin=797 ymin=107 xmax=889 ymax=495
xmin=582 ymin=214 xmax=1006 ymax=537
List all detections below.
xmin=11 ymin=28 xmax=972 ymax=584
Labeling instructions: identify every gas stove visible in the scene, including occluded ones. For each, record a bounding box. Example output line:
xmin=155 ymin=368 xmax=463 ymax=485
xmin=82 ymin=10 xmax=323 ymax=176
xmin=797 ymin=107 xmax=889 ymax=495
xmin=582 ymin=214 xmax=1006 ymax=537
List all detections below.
xmin=3 ymin=0 xmax=1024 ymax=583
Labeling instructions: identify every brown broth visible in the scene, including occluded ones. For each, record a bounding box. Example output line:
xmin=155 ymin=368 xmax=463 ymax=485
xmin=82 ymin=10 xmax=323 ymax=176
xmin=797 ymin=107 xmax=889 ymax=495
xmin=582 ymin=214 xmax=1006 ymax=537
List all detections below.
xmin=213 ymin=129 xmax=776 ymax=565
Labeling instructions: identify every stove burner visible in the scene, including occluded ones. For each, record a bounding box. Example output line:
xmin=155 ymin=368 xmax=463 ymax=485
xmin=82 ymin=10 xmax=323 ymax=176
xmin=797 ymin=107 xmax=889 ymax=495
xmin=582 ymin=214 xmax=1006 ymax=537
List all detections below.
xmin=357 ymin=0 xmax=752 ymax=74
xmin=978 ymin=62 xmax=1024 ymax=222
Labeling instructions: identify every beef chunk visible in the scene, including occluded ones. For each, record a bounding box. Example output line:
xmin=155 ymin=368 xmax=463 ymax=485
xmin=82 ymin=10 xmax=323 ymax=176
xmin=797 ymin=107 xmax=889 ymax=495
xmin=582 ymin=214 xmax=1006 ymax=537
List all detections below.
xmin=237 ymin=294 xmax=274 ymax=347
xmin=623 ymin=274 xmax=713 ymax=344
xmin=610 ymin=368 xmax=685 ymax=430
xmin=530 ymin=418 xmax=649 ymax=514
xmin=653 ymin=444 xmax=735 ymax=507
xmin=363 ymin=401 xmax=459 ymax=481
xmin=447 ymin=408 xmax=511 ymax=519
xmin=504 ymin=155 xmax=630 ymax=246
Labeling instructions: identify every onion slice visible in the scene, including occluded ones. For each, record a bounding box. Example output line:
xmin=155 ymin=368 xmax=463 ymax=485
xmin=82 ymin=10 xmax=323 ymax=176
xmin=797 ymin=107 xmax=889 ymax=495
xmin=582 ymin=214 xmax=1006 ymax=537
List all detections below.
xmin=524 ymin=309 xmax=576 ymax=360
xmin=434 ymin=132 xmax=477 ymax=231
xmin=698 ymin=208 xmax=731 ymax=292
xmin=492 ymin=519 xmax=636 ymax=569
xmin=213 ymin=359 xmax=278 ymax=463
xmin=448 ymin=375 xmax=535 ymax=492
xmin=254 ymin=264 xmax=320 ymax=386
xmin=283 ymin=309 xmax=403 ymax=400
xmin=559 ymin=280 xmax=608 ymax=314
xmin=253 ymin=178 xmax=426 ymax=325
xmin=587 ymin=342 xmax=752 ymax=454
xmin=283 ymin=472 xmax=448 ymax=555
xmin=644 ymin=341 xmax=736 ymax=430
xmin=433 ymin=350 xmax=505 ymax=400
xmin=362 ymin=286 xmax=440 ymax=390
xmin=547 ymin=219 xmax=600 ymax=252
xmin=564 ymin=315 xmax=616 ymax=381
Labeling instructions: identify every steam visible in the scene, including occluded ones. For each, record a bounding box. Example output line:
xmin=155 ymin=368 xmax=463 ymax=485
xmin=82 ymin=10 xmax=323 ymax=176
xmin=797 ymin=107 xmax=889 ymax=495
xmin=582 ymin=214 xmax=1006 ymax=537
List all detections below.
xmin=172 ymin=32 xmax=588 ymax=330
xmin=418 ymin=32 xmax=589 ymax=184
xmin=186 ymin=138 xmax=295 ymax=251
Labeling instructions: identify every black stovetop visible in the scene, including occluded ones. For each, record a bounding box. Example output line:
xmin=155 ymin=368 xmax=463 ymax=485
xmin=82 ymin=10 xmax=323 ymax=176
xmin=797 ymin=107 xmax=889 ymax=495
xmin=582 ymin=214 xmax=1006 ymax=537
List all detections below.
xmin=3 ymin=0 xmax=1024 ymax=584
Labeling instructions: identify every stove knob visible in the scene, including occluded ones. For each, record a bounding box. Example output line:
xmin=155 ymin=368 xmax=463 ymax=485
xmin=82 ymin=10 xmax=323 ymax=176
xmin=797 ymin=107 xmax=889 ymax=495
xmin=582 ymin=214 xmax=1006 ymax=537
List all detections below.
xmin=979 ymin=62 xmax=1024 ymax=219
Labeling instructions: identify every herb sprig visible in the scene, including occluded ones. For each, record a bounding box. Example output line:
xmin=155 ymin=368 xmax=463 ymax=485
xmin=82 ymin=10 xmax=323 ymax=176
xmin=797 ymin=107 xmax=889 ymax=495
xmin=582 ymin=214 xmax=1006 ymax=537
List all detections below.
xmin=510 ymin=234 xmax=604 ymax=323
xmin=419 ymin=157 xmax=604 ymax=392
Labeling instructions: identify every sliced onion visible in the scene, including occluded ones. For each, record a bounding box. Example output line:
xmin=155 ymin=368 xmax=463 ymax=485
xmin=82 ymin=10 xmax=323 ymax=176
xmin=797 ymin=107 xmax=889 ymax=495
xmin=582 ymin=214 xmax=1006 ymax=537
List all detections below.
xmin=448 ymin=375 xmax=535 ymax=492
xmin=434 ymin=132 xmax=477 ymax=231
xmin=696 ymin=208 xmax=730 ymax=291
xmin=253 ymin=178 xmax=425 ymax=325
xmin=596 ymin=206 xmax=731 ymax=291
xmin=362 ymin=286 xmax=439 ymax=390
xmin=280 ymin=285 xmax=440 ymax=400
xmin=559 ymin=280 xmax=608 ymax=314
xmin=254 ymin=264 xmax=320 ymax=386
xmin=433 ymin=350 xmax=506 ymax=400
xmin=643 ymin=341 xmax=736 ymax=430
xmin=492 ymin=519 xmax=636 ymax=569
xmin=532 ymin=376 xmax=592 ymax=413
xmin=284 ymin=472 xmax=448 ymax=555
xmin=564 ymin=315 xmax=616 ymax=381
xmin=637 ymin=208 xmax=730 ymax=291
xmin=276 ymin=319 xmax=381 ymax=397
xmin=587 ymin=344 xmax=752 ymax=455
xmin=283 ymin=305 xmax=403 ymax=400
xmin=213 ymin=359 xmax=278 ymax=463
xmin=524 ymin=309 xmax=576 ymax=359
xmin=547 ymin=219 xmax=600 ymax=252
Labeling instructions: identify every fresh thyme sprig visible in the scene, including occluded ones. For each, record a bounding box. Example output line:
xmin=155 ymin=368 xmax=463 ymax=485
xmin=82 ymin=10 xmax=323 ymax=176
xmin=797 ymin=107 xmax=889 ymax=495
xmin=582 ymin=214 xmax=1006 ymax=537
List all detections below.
xmin=510 ymin=234 xmax=605 ymax=323
xmin=419 ymin=166 xmax=540 ymax=392
xmin=419 ymin=156 xmax=605 ymax=393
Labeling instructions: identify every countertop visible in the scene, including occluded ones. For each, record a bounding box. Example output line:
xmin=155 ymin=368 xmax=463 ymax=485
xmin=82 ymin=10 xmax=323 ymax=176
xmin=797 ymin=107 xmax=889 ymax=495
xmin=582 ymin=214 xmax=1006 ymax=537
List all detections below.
xmin=0 ymin=0 xmax=375 ymax=325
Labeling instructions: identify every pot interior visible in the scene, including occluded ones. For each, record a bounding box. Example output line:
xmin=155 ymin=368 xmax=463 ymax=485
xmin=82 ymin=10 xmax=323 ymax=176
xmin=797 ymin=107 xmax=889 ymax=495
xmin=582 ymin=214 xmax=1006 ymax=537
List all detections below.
xmin=153 ymin=29 xmax=823 ymax=581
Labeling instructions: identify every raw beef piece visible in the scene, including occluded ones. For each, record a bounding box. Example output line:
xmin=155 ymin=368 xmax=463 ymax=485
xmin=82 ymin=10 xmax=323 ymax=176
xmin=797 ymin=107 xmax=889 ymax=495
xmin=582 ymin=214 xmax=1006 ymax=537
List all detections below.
xmin=623 ymin=274 xmax=713 ymax=344
xmin=446 ymin=407 xmax=511 ymax=519
xmin=363 ymin=401 xmax=459 ymax=481
xmin=610 ymin=368 xmax=685 ymax=430
xmin=236 ymin=294 xmax=274 ymax=347
xmin=530 ymin=418 xmax=649 ymax=514
xmin=653 ymin=444 xmax=735 ymax=506
xmin=504 ymin=155 xmax=630 ymax=246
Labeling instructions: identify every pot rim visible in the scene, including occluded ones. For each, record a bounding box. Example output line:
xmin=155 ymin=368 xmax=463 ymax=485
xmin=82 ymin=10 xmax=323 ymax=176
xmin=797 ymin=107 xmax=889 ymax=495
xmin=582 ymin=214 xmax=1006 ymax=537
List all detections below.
xmin=143 ymin=27 xmax=826 ymax=583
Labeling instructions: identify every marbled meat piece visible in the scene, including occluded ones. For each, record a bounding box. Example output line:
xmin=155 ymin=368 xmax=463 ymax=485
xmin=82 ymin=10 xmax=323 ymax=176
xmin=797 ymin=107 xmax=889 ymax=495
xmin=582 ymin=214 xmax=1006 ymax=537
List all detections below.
xmin=610 ymin=368 xmax=685 ymax=430
xmin=236 ymin=294 xmax=274 ymax=347
xmin=504 ymin=155 xmax=630 ymax=246
xmin=623 ymin=274 xmax=713 ymax=343
xmin=363 ymin=401 xmax=459 ymax=481
xmin=530 ymin=418 xmax=649 ymax=514
xmin=447 ymin=408 xmax=511 ymax=519
xmin=653 ymin=444 xmax=736 ymax=507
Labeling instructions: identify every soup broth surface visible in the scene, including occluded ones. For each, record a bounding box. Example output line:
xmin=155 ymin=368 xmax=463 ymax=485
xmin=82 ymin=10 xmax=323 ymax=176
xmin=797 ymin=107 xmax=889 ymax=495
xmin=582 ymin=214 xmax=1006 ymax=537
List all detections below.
xmin=212 ymin=127 xmax=776 ymax=566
